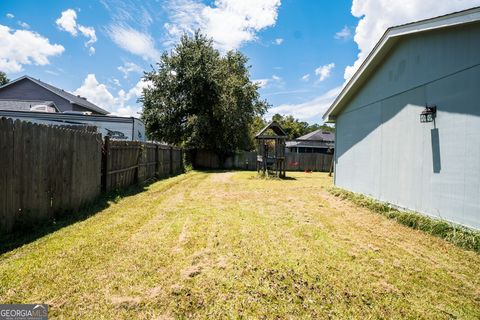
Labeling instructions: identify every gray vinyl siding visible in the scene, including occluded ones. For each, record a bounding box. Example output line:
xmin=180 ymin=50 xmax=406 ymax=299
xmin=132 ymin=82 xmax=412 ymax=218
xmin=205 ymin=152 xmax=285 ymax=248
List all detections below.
xmin=335 ymin=23 xmax=480 ymax=229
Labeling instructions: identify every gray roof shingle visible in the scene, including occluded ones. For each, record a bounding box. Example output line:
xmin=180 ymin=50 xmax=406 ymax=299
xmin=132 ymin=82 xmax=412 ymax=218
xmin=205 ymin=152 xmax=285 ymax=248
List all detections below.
xmin=296 ymin=129 xmax=334 ymax=142
xmin=25 ymin=76 xmax=109 ymax=114
xmin=0 ymin=76 xmax=110 ymax=115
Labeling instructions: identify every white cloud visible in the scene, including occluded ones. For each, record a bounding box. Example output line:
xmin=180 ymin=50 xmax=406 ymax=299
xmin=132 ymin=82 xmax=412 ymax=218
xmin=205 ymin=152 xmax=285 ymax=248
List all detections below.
xmin=118 ymin=61 xmax=143 ymax=78
xmin=0 ymin=25 xmax=64 ymax=73
xmin=274 ymin=38 xmax=284 ymax=45
xmin=74 ymin=74 xmax=116 ymax=110
xmin=112 ymin=78 xmax=121 ymax=87
xmin=254 ymin=79 xmax=269 ymax=88
xmin=164 ymin=0 xmax=281 ymax=51
xmin=345 ymin=0 xmax=480 ymax=80
xmin=334 ymin=25 xmax=351 ymax=40
xmin=107 ymin=24 xmax=160 ymax=61
xmin=6 ymin=13 xmax=14 ymax=19
xmin=315 ymin=63 xmax=335 ymax=82
xmin=301 ymin=74 xmax=310 ymax=82
xmin=253 ymin=74 xmax=283 ymax=89
xmin=56 ymin=9 xmax=78 ymax=36
xmin=271 ymin=75 xmax=281 ymax=81
xmin=17 ymin=21 xmax=30 ymax=29
xmin=45 ymin=70 xmax=60 ymax=76
xmin=268 ymin=86 xmax=342 ymax=121
xmin=78 ymin=25 xmax=97 ymax=46
xmin=56 ymin=9 xmax=97 ymax=53
xmin=74 ymin=74 xmax=151 ymax=116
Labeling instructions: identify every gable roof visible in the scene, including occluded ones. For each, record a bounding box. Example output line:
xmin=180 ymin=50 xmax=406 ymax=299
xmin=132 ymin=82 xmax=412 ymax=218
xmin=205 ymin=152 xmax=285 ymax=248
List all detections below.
xmin=255 ymin=121 xmax=287 ymax=138
xmin=0 ymin=76 xmax=109 ymax=115
xmin=323 ymin=6 xmax=480 ymax=122
xmin=0 ymin=99 xmax=58 ymax=112
xmin=294 ymin=129 xmax=334 ymax=142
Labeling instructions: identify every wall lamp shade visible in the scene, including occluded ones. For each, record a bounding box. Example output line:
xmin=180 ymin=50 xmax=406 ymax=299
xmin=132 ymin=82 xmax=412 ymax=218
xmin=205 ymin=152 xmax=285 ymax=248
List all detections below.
xmin=420 ymin=106 xmax=437 ymax=123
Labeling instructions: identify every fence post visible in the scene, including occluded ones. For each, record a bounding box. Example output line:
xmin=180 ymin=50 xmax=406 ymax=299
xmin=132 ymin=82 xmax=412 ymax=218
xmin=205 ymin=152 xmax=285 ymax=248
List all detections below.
xmin=101 ymin=136 xmax=110 ymax=192
xmin=328 ymin=151 xmax=335 ymax=177
xmin=135 ymin=143 xmax=143 ymax=184
xmin=179 ymin=149 xmax=185 ymax=173
xmin=170 ymin=146 xmax=174 ymax=175
xmin=155 ymin=144 xmax=159 ymax=178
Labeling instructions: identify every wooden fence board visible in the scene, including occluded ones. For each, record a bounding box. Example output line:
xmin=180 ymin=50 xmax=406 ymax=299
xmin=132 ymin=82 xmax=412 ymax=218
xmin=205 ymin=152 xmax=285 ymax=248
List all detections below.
xmin=192 ymin=150 xmax=333 ymax=172
xmin=0 ymin=118 xmax=104 ymax=233
xmin=102 ymin=141 xmax=183 ymax=192
xmin=0 ymin=118 xmax=183 ymax=234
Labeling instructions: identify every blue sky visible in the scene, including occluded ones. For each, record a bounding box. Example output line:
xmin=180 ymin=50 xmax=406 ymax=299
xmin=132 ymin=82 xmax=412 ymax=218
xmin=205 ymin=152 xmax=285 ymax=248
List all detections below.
xmin=1 ymin=0 xmax=478 ymax=122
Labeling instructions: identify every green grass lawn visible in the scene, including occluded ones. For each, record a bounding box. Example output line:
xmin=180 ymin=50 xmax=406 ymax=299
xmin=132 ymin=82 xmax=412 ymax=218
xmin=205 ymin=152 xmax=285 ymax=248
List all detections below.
xmin=1 ymin=171 xmax=479 ymax=319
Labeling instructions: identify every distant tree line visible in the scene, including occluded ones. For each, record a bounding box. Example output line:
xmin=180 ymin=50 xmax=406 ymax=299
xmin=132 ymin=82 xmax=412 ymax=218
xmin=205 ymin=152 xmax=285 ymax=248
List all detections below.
xmin=252 ymin=114 xmax=334 ymax=141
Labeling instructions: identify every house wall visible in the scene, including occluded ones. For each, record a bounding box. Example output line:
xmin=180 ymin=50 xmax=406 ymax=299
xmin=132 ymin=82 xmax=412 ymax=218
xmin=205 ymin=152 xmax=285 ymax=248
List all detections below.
xmin=0 ymin=78 xmax=73 ymax=112
xmin=335 ymin=23 xmax=480 ymax=229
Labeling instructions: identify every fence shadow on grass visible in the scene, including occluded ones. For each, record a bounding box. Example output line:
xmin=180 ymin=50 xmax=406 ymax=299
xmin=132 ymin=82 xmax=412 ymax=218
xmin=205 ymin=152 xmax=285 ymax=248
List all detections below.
xmin=0 ymin=181 xmax=154 ymax=255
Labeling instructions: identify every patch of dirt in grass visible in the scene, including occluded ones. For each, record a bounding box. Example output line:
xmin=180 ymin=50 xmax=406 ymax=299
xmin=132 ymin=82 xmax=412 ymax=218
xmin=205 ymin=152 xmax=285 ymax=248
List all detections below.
xmin=148 ymin=286 xmax=163 ymax=298
xmin=209 ymin=172 xmax=234 ymax=183
xmin=172 ymin=219 xmax=189 ymax=253
xmin=181 ymin=264 xmax=203 ymax=278
xmin=181 ymin=248 xmax=215 ymax=278
xmin=154 ymin=314 xmax=175 ymax=320
xmin=215 ymin=256 xmax=228 ymax=269
xmin=110 ymin=296 xmax=142 ymax=307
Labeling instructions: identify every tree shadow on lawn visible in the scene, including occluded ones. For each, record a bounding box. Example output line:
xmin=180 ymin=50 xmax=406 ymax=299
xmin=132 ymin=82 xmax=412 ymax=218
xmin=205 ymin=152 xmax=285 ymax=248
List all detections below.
xmin=0 ymin=181 xmax=156 ymax=255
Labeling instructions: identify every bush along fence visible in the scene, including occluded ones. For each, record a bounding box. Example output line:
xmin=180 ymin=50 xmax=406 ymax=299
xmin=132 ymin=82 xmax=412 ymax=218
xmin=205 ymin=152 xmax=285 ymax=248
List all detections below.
xmin=0 ymin=118 xmax=184 ymax=234
xmin=190 ymin=149 xmax=333 ymax=172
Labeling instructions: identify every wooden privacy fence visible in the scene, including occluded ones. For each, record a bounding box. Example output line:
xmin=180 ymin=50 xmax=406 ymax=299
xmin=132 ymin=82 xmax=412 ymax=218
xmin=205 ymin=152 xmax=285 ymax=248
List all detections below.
xmin=103 ymin=138 xmax=183 ymax=192
xmin=192 ymin=149 xmax=257 ymax=170
xmin=0 ymin=118 xmax=184 ymax=234
xmin=285 ymin=152 xmax=333 ymax=172
xmin=191 ymin=149 xmax=333 ymax=172
xmin=0 ymin=117 xmax=103 ymax=234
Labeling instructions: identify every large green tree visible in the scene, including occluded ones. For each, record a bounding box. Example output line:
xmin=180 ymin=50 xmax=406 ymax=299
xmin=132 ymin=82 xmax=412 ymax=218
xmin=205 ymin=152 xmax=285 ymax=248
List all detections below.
xmin=141 ymin=32 xmax=268 ymax=154
xmin=269 ymin=114 xmax=334 ymax=140
xmin=0 ymin=71 xmax=9 ymax=86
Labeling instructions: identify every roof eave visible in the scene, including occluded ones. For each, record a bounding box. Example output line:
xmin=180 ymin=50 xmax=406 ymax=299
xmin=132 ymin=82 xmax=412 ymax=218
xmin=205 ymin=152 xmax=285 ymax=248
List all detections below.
xmin=322 ymin=6 xmax=480 ymax=122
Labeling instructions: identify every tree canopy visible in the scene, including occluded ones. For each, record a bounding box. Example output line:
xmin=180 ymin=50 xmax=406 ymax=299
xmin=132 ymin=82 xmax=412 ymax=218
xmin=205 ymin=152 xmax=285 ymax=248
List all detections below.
xmin=141 ymin=32 xmax=268 ymax=154
xmin=0 ymin=72 xmax=9 ymax=86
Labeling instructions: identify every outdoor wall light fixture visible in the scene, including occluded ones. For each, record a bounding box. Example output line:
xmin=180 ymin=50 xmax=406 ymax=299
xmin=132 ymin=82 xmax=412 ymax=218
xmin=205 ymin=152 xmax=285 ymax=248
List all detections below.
xmin=420 ymin=105 xmax=436 ymax=123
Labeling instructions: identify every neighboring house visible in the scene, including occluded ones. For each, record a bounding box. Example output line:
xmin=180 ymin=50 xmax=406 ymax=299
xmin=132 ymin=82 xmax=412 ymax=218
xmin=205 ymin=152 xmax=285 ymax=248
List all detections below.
xmin=0 ymin=76 xmax=146 ymax=141
xmin=0 ymin=110 xmax=146 ymax=141
xmin=0 ymin=75 xmax=109 ymax=115
xmin=323 ymin=7 xmax=480 ymax=229
xmin=286 ymin=129 xmax=334 ymax=154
